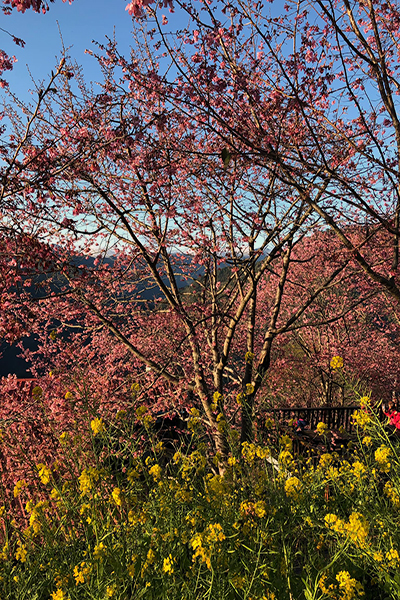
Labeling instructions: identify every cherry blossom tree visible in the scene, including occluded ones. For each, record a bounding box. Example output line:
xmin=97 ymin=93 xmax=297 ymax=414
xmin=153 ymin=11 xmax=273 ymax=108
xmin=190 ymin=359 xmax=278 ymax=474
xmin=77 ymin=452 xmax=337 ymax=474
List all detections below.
xmin=0 ymin=73 xmax=375 ymax=461
xmin=141 ymin=0 xmax=400 ymax=305
xmin=3 ymin=0 xmax=400 ymax=461
xmin=259 ymin=229 xmax=400 ymax=409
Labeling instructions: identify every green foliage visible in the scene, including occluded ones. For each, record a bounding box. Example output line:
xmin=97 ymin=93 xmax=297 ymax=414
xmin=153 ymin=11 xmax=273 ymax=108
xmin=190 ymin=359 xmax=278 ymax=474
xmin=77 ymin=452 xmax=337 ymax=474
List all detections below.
xmin=2 ymin=392 xmax=400 ymax=599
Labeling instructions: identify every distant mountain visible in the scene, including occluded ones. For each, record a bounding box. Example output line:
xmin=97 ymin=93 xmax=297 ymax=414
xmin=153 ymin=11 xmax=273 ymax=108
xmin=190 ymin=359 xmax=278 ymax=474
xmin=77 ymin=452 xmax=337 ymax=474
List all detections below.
xmin=1 ymin=254 xmax=206 ymax=378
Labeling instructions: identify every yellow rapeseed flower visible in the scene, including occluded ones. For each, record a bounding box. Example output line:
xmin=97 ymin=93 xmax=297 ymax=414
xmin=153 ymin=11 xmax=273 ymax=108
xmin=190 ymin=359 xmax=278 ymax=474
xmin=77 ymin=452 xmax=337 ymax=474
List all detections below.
xmin=15 ymin=543 xmax=27 ymax=563
xmin=135 ymin=406 xmax=147 ymax=419
xmin=375 ymin=445 xmax=392 ymax=472
xmin=352 ymin=410 xmax=371 ymax=429
xmin=236 ymin=392 xmax=243 ymax=406
xmin=386 ymin=548 xmax=400 ymax=568
xmin=359 ymin=396 xmax=371 ymax=408
xmin=127 ymin=556 xmax=137 ymax=577
xmin=384 ymin=482 xmax=400 ymax=507
xmin=149 ymin=464 xmax=162 ymax=481
xmin=245 ymin=383 xmax=255 ymax=395
xmin=59 ymin=431 xmax=71 ymax=446
xmin=51 ymin=590 xmax=68 ymax=600
xmin=74 ymin=566 xmax=85 ymax=585
xmin=326 ymin=512 xmax=369 ymax=549
xmin=36 ymin=463 xmax=51 ymax=485
xmin=325 ymin=514 xmax=339 ymax=528
xmin=330 ymin=356 xmax=344 ymax=370
xmin=127 ymin=468 xmax=140 ymax=482
xmin=131 ymin=382 xmax=140 ymax=395
xmin=316 ymin=422 xmax=328 ymax=436
xmin=319 ymin=454 xmax=333 ymax=470
xmin=242 ymin=441 xmax=256 ymax=463
xmin=206 ymin=474 xmax=227 ymax=498
xmin=255 ymin=445 xmax=269 ymax=459
xmin=279 ymin=449 xmax=293 ymax=467
xmin=284 ymin=476 xmax=302 ymax=501
xmin=243 ymin=441 xmax=270 ymax=461
xmin=13 ymin=479 xmax=27 ymax=498
xmin=213 ymin=391 xmax=222 ymax=404
xmin=345 ymin=512 xmax=369 ymax=548
xmin=206 ymin=522 xmax=226 ymax=542
xmin=93 ymin=542 xmax=106 ymax=560
xmin=142 ymin=413 xmax=155 ymax=429
xmin=336 ymin=571 xmax=364 ymax=600
xmin=73 ymin=562 xmax=91 ymax=584
xmin=0 ymin=542 xmax=9 ymax=560
xmin=240 ymin=500 xmax=266 ymax=518
xmin=190 ymin=523 xmax=225 ymax=570
xmin=90 ymin=417 xmax=105 ymax=436
xmin=111 ymin=487 xmax=123 ymax=506
xmin=26 ymin=500 xmax=49 ymax=536
xmin=352 ymin=461 xmax=367 ymax=479
xmin=191 ymin=534 xmax=210 ymax=569
xmin=280 ymin=435 xmax=292 ymax=451
xmin=254 ymin=500 xmax=266 ymax=517
xmin=78 ymin=467 xmax=101 ymax=495
xmin=188 ymin=409 xmax=201 ymax=431
xmin=163 ymin=554 xmax=174 ymax=574
xmin=141 ymin=548 xmax=155 ymax=575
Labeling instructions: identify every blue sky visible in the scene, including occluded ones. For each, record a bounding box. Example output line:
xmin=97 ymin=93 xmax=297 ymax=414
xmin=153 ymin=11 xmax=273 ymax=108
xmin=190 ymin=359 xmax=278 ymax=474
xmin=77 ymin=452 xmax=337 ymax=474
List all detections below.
xmin=1 ymin=1 xmax=148 ymax=100
xmin=1 ymin=0 xmax=281 ymax=103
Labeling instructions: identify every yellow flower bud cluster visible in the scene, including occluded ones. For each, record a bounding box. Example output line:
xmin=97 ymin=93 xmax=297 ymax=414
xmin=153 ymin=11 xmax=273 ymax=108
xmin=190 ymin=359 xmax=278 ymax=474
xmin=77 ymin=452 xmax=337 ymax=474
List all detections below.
xmin=111 ymin=487 xmax=123 ymax=506
xmin=284 ymin=477 xmax=302 ymax=501
xmin=73 ymin=561 xmax=91 ymax=584
xmin=241 ymin=442 xmax=269 ymax=464
xmin=352 ymin=410 xmax=372 ymax=429
xmin=316 ymin=422 xmax=328 ymax=436
xmin=13 ymin=479 xmax=28 ymax=498
xmin=78 ymin=467 xmax=102 ymax=495
xmin=375 ymin=445 xmax=392 ymax=472
xmin=190 ymin=523 xmax=225 ymax=570
xmin=330 ymin=356 xmax=343 ymax=370
xmin=36 ymin=464 xmax=52 ymax=485
xmin=384 ymin=482 xmax=400 ymax=507
xmin=325 ymin=512 xmax=369 ymax=548
xmin=90 ymin=417 xmax=105 ymax=436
